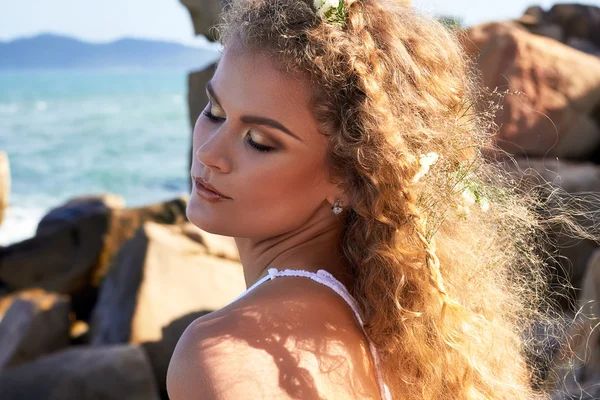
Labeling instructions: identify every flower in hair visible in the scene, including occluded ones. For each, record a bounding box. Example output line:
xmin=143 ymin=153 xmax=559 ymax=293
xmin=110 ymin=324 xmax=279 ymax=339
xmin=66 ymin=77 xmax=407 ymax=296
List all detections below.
xmin=412 ymin=152 xmax=439 ymax=183
xmin=460 ymin=185 xmax=490 ymax=213
xmin=313 ymin=0 xmax=345 ymax=25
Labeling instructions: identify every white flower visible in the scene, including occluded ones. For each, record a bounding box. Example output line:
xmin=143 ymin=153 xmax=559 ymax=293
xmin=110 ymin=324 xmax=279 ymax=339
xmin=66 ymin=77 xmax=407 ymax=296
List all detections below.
xmin=461 ymin=185 xmax=490 ymax=212
xmin=479 ymin=197 xmax=490 ymax=212
xmin=313 ymin=0 xmax=341 ymax=17
xmin=412 ymin=152 xmax=439 ymax=183
xmin=461 ymin=187 xmax=476 ymax=206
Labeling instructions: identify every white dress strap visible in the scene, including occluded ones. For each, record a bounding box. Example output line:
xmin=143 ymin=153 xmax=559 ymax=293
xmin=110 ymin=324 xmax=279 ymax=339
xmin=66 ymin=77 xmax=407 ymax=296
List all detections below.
xmin=232 ymin=267 xmax=392 ymax=400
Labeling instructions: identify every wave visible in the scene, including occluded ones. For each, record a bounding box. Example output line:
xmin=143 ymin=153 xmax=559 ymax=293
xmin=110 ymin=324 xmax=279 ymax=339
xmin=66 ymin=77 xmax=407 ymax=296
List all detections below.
xmin=0 ymin=206 xmax=47 ymax=246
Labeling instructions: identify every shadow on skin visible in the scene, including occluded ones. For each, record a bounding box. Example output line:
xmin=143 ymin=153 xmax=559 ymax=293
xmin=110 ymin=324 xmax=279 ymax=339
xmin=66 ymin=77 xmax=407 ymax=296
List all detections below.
xmin=189 ymin=283 xmax=380 ymax=399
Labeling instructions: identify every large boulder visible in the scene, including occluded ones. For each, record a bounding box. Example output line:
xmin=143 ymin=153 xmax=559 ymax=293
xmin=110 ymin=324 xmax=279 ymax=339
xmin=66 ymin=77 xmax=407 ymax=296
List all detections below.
xmin=0 ymin=211 xmax=109 ymax=294
xmin=0 ymin=196 xmax=188 ymax=296
xmin=0 ymin=289 xmax=70 ymax=369
xmin=0 ymin=345 xmax=160 ymax=400
xmin=90 ymin=221 xmax=244 ymax=394
xmin=90 ymin=221 xmax=244 ymax=345
xmin=464 ymin=21 xmax=600 ymax=160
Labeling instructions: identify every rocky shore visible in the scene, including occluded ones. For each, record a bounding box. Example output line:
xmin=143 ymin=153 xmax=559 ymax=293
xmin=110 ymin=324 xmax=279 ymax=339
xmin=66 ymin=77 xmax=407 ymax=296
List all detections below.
xmin=0 ymin=2 xmax=599 ymax=399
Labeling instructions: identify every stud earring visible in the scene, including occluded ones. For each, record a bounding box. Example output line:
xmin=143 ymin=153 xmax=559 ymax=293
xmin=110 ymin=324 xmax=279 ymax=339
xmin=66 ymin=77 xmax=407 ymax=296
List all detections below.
xmin=332 ymin=199 xmax=343 ymax=215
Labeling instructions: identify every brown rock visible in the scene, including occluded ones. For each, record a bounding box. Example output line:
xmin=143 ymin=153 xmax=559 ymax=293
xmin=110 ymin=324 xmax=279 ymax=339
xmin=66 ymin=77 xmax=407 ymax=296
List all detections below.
xmin=180 ymin=222 xmax=239 ymax=261
xmin=0 ymin=289 xmax=70 ymax=369
xmin=95 ymin=196 xmax=188 ymax=286
xmin=90 ymin=221 xmax=244 ymax=345
xmin=464 ymin=21 xmax=600 ymax=159
xmin=0 ymin=152 xmax=10 ymax=226
xmin=0 ymin=345 xmax=160 ymax=400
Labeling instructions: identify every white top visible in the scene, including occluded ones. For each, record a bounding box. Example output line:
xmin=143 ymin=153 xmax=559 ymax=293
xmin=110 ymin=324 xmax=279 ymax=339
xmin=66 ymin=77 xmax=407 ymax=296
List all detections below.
xmin=232 ymin=267 xmax=392 ymax=400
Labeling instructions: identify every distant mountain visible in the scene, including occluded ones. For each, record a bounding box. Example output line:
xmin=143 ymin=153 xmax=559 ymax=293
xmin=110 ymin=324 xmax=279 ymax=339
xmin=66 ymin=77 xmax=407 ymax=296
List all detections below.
xmin=0 ymin=34 xmax=220 ymax=70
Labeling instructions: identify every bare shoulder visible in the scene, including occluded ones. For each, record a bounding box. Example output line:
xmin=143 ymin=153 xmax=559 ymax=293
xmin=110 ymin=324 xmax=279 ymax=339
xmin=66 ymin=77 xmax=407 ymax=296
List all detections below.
xmin=166 ymin=276 xmax=381 ymax=400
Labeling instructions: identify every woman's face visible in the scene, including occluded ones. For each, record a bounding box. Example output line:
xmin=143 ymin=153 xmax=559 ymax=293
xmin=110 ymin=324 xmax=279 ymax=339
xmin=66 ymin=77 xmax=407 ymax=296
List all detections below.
xmin=187 ymin=46 xmax=342 ymax=239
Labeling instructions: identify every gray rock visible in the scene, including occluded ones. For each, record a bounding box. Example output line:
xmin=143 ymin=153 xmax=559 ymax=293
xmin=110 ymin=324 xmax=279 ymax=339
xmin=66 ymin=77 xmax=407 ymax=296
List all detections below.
xmin=0 ymin=345 xmax=160 ymax=400
xmin=0 ymin=290 xmax=70 ymax=369
xmin=0 ymin=211 xmax=108 ymax=294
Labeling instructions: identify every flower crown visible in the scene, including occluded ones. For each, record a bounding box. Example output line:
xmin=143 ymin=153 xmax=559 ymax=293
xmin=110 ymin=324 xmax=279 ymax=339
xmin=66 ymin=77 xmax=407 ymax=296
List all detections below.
xmin=313 ymin=0 xmax=346 ymax=25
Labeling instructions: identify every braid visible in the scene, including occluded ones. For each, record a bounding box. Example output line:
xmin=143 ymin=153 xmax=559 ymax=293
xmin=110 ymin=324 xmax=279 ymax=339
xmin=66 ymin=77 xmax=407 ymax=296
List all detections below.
xmin=346 ymin=0 xmax=460 ymax=311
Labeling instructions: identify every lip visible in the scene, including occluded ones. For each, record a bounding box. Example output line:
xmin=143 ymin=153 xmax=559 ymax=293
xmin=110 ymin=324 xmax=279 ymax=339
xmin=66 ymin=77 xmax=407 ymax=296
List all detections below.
xmin=192 ymin=176 xmax=232 ymax=201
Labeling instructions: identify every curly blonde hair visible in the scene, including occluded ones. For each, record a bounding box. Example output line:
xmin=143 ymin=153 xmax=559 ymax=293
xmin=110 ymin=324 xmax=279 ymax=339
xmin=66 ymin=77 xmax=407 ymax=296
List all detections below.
xmin=216 ymin=0 xmax=566 ymax=398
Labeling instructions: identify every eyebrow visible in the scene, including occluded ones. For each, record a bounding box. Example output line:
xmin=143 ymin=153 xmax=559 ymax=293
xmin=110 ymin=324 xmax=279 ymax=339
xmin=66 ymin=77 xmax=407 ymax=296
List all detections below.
xmin=206 ymin=81 xmax=303 ymax=142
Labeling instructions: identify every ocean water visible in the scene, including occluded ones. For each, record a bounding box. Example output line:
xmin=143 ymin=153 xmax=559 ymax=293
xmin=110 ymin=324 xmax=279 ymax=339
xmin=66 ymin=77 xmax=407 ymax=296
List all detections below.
xmin=0 ymin=69 xmax=205 ymax=245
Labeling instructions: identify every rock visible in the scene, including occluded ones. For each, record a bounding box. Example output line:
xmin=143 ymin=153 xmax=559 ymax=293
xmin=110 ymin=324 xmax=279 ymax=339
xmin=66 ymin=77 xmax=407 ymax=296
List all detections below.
xmin=0 ymin=197 xmax=188 ymax=296
xmin=0 ymin=211 xmax=109 ymax=294
xmin=36 ymin=193 xmax=125 ymax=236
xmin=0 ymin=345 xmax=160 ymax=400
xmin=464 ymin=21 xmax=600 ymax=159
xmin=547 ymin=248 xmax=600 ymax=398
xmin=521 ymin=6 xmax=546 ymax=25
xmin=96 ymin=196 xmax=189 ymax=286
xmin=180 ymin=222 xmax=239 ymax=261
xmin=180 ymin=0 xmax=230 ymax=42
xmin=90 ymin=221 xmax=244 ymax=346
xmin=142 ymin=311 xmax=212 ymax=397
xmin=0 ymin=152 xmax=10 ymax=226
xmin=90 ymin=221 xmax=244 ymax=394
xmin=567 ymin=37 xmax=600 ymax=57
xmin=530 ymin=23 xmax=564 ymax=42
xmin=0 ymin=289 xmax=70 ymax=369
xmin=547 ymin=4 xmax=600 ymax=49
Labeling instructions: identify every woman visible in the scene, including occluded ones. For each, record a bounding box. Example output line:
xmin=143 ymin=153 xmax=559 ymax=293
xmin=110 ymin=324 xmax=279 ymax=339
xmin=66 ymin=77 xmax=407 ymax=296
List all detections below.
xmin=167 ymin=0 xmax=557 ymax=398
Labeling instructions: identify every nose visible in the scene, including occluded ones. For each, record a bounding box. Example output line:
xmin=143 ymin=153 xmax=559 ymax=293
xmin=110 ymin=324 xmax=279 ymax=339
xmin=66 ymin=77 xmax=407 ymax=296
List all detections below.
xmin=193 ymin=117 xmax=232 ymax=174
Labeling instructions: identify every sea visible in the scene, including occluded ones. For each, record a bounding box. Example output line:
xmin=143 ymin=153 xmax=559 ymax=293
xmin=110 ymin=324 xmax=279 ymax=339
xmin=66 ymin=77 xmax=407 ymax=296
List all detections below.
xmin=0 ymin=66 xmax=216 ymax=246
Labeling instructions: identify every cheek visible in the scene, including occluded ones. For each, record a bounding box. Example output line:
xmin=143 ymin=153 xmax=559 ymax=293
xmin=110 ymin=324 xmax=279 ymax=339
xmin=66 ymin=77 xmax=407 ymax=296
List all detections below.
xmin=237 ymin=157 xmax=328 ymax=226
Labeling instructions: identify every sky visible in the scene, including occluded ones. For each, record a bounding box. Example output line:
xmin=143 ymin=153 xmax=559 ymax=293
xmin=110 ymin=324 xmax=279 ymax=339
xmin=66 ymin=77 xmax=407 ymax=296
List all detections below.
xmin=1 ymin=0 xmax=599 ymax=47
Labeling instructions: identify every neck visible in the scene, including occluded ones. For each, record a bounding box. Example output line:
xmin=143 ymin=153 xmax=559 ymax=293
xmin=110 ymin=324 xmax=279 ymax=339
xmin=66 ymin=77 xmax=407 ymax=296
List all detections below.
xmin=234 ymin=212 xmax=353 ymax=290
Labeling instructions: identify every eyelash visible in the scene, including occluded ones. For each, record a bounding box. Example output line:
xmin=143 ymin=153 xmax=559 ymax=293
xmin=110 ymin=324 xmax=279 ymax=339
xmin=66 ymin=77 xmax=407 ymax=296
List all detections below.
xmin=202 ymin=109 xmax=274 ymax=153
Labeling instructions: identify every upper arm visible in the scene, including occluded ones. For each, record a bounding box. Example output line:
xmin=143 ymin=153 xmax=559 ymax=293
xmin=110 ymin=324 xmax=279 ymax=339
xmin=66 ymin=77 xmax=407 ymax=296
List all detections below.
xmin=166 ymin=281 xmax=379 ymax=400
xmin=166 ymin=315 xmax=285 ymax=400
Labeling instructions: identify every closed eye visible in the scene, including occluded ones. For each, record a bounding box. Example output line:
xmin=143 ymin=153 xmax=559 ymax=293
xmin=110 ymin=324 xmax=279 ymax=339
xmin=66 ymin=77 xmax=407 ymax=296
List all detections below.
xmin=202 ymin=109 xmax=274 ymax=153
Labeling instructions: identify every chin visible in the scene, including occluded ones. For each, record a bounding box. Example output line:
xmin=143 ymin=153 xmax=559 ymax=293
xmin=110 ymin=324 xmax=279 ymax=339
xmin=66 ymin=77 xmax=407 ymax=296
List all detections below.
xmin=186 ymin=198 xmax=230 ymax=236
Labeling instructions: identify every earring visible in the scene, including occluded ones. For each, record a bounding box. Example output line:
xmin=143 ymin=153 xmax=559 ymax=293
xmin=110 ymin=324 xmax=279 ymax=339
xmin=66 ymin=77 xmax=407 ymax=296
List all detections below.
xmin=332 ymin=199 xmax=343 ymax=215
